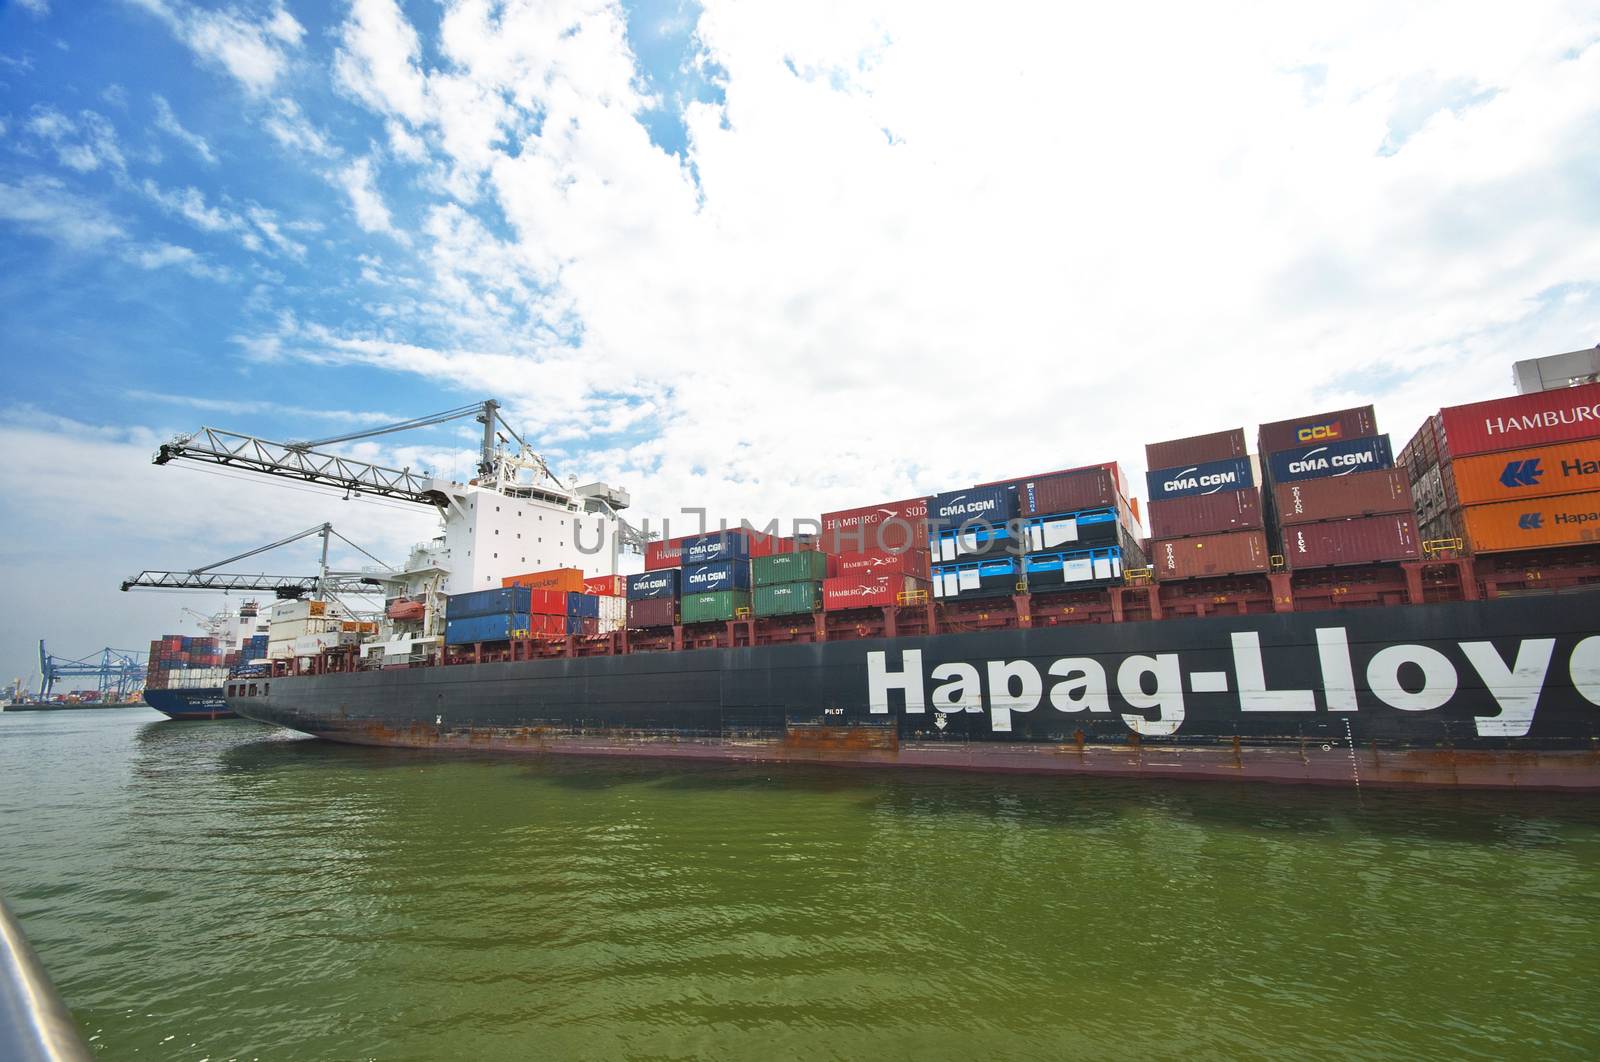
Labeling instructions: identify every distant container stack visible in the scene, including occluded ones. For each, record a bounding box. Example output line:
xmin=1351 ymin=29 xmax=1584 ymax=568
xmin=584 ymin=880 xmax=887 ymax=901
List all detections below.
xmin=820 ymin=497 xmax=933 ymax=611
xmin=1145 ymin=428 xmax=1270 ymax=580
xmin=1401 ymin=382 xmax=1600 ymax=553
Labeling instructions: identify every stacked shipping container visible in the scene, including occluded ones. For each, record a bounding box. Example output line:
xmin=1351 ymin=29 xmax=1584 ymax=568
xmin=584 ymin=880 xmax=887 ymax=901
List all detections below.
xmin=819 ymin=497 xmax=933 ymax=610
xmin=1145 ymin=429 xmax=1270 ymax=580
xmin=751 ymin=550 xmax=829 ymax=617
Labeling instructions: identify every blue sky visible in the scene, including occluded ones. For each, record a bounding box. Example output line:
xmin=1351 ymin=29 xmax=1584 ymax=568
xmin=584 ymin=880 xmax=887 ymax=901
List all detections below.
xmin=2 ymin=0 xmax=1598 ymax=685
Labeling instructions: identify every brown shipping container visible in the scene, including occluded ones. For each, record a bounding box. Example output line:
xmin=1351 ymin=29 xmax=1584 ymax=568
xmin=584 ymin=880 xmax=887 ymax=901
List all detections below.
xmin=1257 ymin=405 xmax=1378 ymax=455
xmin=1450 ymin=437 xmax=1600 ymax=506
xmin=1282 ymin=514 xmax=1419 ymax=569
xmin=1271 ymin=468 xmax=1412 ymax=526
xmin=1147 ymin=488 xmax=1263 ymax=538
xmin=1460 ymin=490 xmax=1600 ymax=553
xmin=1145 ymin=428 xmax=1248 ymax=470
xmin=1150 ymin=530 xmax=1270 ymax=580
xmin=625 ymin=598 xmax=677 ymax=629
xmin=1018 ymin=467 xmax=1120 ymax=517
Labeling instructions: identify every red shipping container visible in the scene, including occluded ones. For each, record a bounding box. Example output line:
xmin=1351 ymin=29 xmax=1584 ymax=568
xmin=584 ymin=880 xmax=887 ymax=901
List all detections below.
xmin=818 ymin=497 xmax=930 ymax=554
xmin=1257 ymin=406 xmax=1378 ymax=456
xmin=524 ymin=588 xmax=568 ymax=615
xmin=822 ymin=575 xmax=930 ymax=611
xmin=833 ymin=549 xmax=932 ymax=580
xmin=644 ymin=537 xmax=685 ymax=570
xmin=1438 ymin=380 xmax=1600 ymax=458
xmin=1148 ymin=488 xmax=1264 ymax=538
xmin=626 ymin=598 xmax=677 ymax=629
xmin=1272 ymin=469 xmax=1412 ymax=526
xmin=979 ymin=461 xmax=1130 ymax=500
xmin=1145 ymin=429 xmax=1248 ymax=470
xmin=1282 ymin=513 xmax=1419 ymax=569
xmin=1150 ymin=530 xmax=1270 ymax=580
xmin=1017 ymin=467 xmax=1121 ymax=517
xmin=582 ymin=575 xmax=627 ymax=597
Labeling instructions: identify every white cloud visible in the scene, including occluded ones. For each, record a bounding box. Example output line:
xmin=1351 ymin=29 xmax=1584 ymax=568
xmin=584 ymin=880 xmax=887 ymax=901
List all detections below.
xmin=125 ymin=0 xmax=304 ymax=96
xmin=124 ymin=390 xmax=401 ymax=425
xmin=0 ymin=175 xmax=125 ymax=248
xmin=124 ymin=240 xmax=236 ymax=282
xmin=262 ymin=98 xmax=340 ymax=158
xmin=335 ymin=155 xmax=401 ymax=238
xmin=17 ymin=0 xmax=49 ymax=16
xmin=25 ymin=105 xmax=125 ymax=173
xmin=152 ymin=94 xmax=216 ymax=164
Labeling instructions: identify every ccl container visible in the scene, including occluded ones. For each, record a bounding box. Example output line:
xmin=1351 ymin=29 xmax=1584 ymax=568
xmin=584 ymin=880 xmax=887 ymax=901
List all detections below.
xmin=822 ymin=574 xmax=930 ymax=610
xmin=753 ymin=582 xmax=821 ymax=617
xmin=1460 ymin=490 xmax=1600 ymax=552
xmin=1272 ymin=469 xmax=1411 ymax=526
xmin=583 ymin=575 xmax=627 ymax=597
xmin=501 ymin=567 xmax=584 ymax=593
xmin=932 ymin=557 xmax=1021 ymax=599
xmin=680 ymin=590 xmax=750 ymax=624
xmin=1148 ymin=489 xmax=1263 ymax=538
xmin=1282 ymin=514 xmax=1420 ymax=569
xmin=1022 ymin=509 xmax=1119 ymax=553
xmin=1257 ymin=406 xmax=1378 ymax=455
xmin=565 ymin=592 xmax=601 ymax=618
xmin=1438 ymin=380 xmax=1600 ymax=458
xmin=833 ymin=549 xmax=931 ymax=579
xmin=1017 ymin=468 xmax=1119 ymax=518
xmin=818 ymin=497 xmax=929 ymax=554
xmin=626 ymin=597 xmax=677 ymax=629
xmin=752 ymin=551 xmax=829 ymax=586
xmin=931 ymin=521 xmax=1017 ymax=562
xmin=1145 ymin=457 xmax=1253 ymax=501
xmin=1145 ymin=429 xmax=1248 ymax=470
xmin=1023 ymin=547 xmax=1124 ymax=589
xmin=682 ymin=559 xmax=751 ymax=593
xmin=927 ymin=486 xmax=1019 ymax=531
xmin=1150 ymin=530 xmax=1270 ymax=580
xmin=445 ymin=612 xmax=529 ymax=645
xmin=1450 ymin=438 xmax=1600 ymax=506
xmin=627 ymin=569 xmax=680 ymax=600
xmin=444 ymin=586 xmax=532 ymax=620
xmin=1265 ymin=435 xmax=1393 ymax=484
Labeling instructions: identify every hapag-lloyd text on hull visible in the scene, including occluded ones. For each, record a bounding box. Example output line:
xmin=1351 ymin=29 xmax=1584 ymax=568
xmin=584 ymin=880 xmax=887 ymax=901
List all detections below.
xmin=868 ymin=627 xmax=1600 ymax=739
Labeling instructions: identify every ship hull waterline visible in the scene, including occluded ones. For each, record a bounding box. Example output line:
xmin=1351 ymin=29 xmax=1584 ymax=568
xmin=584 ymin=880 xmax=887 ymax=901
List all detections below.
xmin=143 ymin=688 xmax=237 ymax=721
xmin=229 ymin=595 xmax=1600 ymax=791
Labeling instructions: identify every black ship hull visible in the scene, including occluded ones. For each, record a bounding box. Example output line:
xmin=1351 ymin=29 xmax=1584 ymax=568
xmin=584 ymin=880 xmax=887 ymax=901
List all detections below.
xmin=229 ymin=595 xmax=1600 ymax=790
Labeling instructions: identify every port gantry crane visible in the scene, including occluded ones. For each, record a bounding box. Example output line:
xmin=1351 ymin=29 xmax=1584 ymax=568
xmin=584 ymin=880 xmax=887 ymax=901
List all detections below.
xmin=121 ymin=522 xmax=394 ymax=600
xmin=35 ymin=641 xmax=145 ymax=701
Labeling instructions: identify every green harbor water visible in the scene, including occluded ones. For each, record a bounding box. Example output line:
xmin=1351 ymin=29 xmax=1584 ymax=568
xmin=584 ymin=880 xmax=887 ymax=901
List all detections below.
xmin=2 ymin=708 xmax=1598 ymax=1060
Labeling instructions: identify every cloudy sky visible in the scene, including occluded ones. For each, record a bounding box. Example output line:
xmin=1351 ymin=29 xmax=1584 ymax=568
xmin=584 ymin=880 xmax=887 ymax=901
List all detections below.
xmin=2 ymin=0 xmax=1598 ymax=687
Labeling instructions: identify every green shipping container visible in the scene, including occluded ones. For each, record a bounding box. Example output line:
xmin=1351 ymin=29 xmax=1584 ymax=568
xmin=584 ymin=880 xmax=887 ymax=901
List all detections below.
xmin=753 ymin=581 xmax=822 ymax=617
xmin=680 ymin=590 xmax=750 ymax=624
xmin=751 ymin=551 xmax=830 ymax=587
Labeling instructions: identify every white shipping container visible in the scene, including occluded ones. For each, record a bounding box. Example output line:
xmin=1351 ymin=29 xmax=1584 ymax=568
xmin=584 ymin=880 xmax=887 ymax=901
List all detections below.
xmin=597 ymin=595 xmax=626 ymax=633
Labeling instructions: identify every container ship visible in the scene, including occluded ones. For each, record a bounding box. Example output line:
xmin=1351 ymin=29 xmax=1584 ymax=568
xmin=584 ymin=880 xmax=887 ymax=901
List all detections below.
xmin=150 ymin=356 xmax=1600 ymax=789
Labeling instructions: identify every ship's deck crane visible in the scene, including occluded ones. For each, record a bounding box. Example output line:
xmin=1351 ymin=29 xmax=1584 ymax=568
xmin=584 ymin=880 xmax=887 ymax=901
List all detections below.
xmin=121 ymin=523 xmax=396 ymax=600
xmin=36 ymin=641 xmax=145 ymax=701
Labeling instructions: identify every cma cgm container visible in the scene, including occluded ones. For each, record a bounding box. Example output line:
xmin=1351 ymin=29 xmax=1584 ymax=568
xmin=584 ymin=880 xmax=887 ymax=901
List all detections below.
xmin=1145 ymin=428 xmax=1248 ymax=470
xmin=753 ymin=582 xmax=821 ymax=617
xmin=627 ymin=569 xmax=679 ymax=600
xmin=833 ymin=549 xmax=931 ymax=580
xmin=819 ymin=497 xmax=929 ymax=554
xmin=501 ymin=567 xmax=585 ymax=593
xmin=822 ymin=574 xmax=929 ymax=610
xmin=1147 ymin=489 xmax=1263 ymax=538
xmin=1438 ymin=380 xmax=1600 ymax=458
xmin=1459 ymin=490 xmax=1600 ymax=552
xmin=682 ymin=559 xmax=751 ymax=593
xmin=751 ymin=551 xmax=829 ymax=586
xmin=927 ymin=486 xmax=1018 ymax=531
xmin=1450 ymin=438 xmax=1600 ymax=506
xmin=1265 ymin=435 xmax=1393 ymax=484
xmin=1271 ymin=468 xmax=1411 ymax=526
xmin=1017 ymin=468 xmax=1120 ymax=518
xmin=1257 ymin=406 xmax=1378 ymax=455
xmin=1150 ymin=530 xmax=1270 ymax=580
xmin=1282 ymin=514 xmax=1420 ymax=570
xmin=1145 ymin=457 xmax=1253 ymax=501
xmin=626 ymin=597 xmax=676 ymax=629
xmin=680 ymin=590 xmax=749 ymax=624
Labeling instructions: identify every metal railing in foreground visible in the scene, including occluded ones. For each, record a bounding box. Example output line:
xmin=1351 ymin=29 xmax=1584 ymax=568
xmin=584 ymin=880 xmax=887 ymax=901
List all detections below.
xmin=0 ymin=898 xmax=90 ymax=1062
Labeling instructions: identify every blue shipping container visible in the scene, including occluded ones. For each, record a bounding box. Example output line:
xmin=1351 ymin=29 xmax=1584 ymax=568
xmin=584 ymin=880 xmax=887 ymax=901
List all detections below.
xmin=1021 ymin=508 xmax=1119 ymax=553
xmin=444 ymin=612 xmax=530 ymax=645
xmin=1145 ymin=457 xmax=1254 ymax=501
xmin=1266 ymin=435 xmax=1393 ymax=484
xmin=627 ymin=569 xmax=680 ymax=600
xmin=682 ymin=558 xmax=751 ymax=593
xmin=680 ymin=531 xmax=751 ymax=565
xmin=565 ymin=592 xmax=601 ymax=618
xmin=927 ymin=486 xmax=1018 ymax=531
xmin=931 ymin=521 xmax=1016 ymax=562
xmin=445 ymin=586 xmax=533 ymax=620
xmin=931 ymin=557 xmax=1020 ymax=600
xmin=1023 ymin=547 xmax=1125 ymax=588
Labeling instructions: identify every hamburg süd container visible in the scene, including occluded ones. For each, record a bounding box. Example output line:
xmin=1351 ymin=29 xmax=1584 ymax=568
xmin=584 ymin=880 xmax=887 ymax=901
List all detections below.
xmin=627 ymin=569 xmax=680 ymax=600
xmin=625 ymin=597 xmax=677 ymax=629
xmin=1256 ymin=405 xmax=1378 ymax=456
xmin=932 ymin=557 xmax=1021 ymax=599
xmin=1147 ymin=489 xmax=1264 ymax=538
xmin=501 ymin=567 xmax=585 ymax=593
xmin=818 ymin=497 xmax=929 ymax=554
xmin=1459 ymin=490 xmax=1600 ymax=552
xmin=1022 ymin=546 xmax=1124 ymax=589
xmin=1021 ymin=509 xmax=1120 ymax=553
xmin=1150 ymin=530 xmax=1270 ymax=580
xmin=833 ymin=549 xmax=931 ymax=579
xmin=821 ymin=574 xmax=929 ymax=610
xmin=927 ymin=485 xmax=1019 ymax=531
xmin=1282 ymin=514 xmax=1420 ymax=569
xmin=1449 ymin=437 xmax=1600 ymax=506
xmin=1271 ymin=468 xmax=1412 ymax=526
xmin=583 ymin=575 xmax=627 ymax=597
xmin=682 ymin=559 xmax=752 ymax=593
xmin=1145 ymin=457 xmax=1253 ymax=502
xmin=1017 ymin=467 xmax=1120 ymax=518
xmin=679 ymin=590 xmax=750 ymax=624
xmin=1144 ymin=428 xmax=1248 ymax=471
xmin=752 ymin=582 xmax=822 ymax=617
xmin=444 ymin=586 xmax=533 ymax=620
xmin=751 ymin=550 xmax=829 ymax=586
xmin=1264 ymin=435 xmax=1393 ymax=484
xmin=1437 ymin=380 xmax=1600 ymax=458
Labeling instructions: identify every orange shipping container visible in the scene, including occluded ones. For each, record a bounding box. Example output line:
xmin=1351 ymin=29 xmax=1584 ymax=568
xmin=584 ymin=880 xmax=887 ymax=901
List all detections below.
xmin=502 ymin=567 xmax=585 ymax=593
xmin=1460 ymin=491 xmax=1600 ymax=553
xmin=1451 ymin=438 xmax=1600 ymax=507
